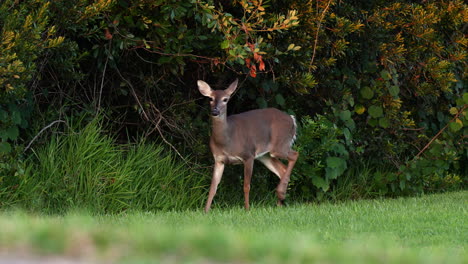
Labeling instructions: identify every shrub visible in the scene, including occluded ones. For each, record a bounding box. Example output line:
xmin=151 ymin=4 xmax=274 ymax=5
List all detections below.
xmin=1 ymin=0 xmax=466 ymax=205
xmin=0 ymin=0 xmax=64 ymax=178
xmin=291 ymin=115 xmax=350 ymax=200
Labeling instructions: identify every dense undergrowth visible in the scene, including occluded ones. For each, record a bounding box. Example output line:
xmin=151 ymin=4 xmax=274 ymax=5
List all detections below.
xmin=0 ymin=0 xmax=467 ymax=211
xmin=0 ymin=117 xmax=463 ymax=213
xmin=0 ymin=119 xmax=207 ymax=213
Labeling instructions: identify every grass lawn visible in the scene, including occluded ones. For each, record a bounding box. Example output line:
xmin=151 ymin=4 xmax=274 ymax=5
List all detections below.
xmin=0 ymin=191 xmax=466 ymax=263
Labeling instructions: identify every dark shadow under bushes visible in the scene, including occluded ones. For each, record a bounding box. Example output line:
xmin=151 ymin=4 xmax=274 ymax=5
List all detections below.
xmin=0 ymin=118 xmax=207 ymax=213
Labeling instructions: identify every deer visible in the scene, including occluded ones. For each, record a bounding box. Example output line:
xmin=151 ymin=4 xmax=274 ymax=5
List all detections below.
xmin=197 ymin=79 xmax=299 ymax=213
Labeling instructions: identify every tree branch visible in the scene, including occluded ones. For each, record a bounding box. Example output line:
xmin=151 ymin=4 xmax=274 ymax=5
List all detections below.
xmin=308 ymin=0 xmax=333 ymax=72
xmin=24 ymin=120 xmax=66 ymax=152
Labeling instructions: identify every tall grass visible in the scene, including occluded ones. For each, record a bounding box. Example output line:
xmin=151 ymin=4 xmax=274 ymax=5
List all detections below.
xmin=5 ymin=118 xmax=207 ymax=213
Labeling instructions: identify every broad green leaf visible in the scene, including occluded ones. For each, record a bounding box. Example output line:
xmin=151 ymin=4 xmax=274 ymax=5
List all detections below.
xmin=339 ymin=110 xmax=351 ymax=121
xmin=449 ymin=107 xmax=458 ymax=115
xmin=354 ymin=104 xmax=366 ymax=115
xmin=455 ymin=98 xmax=464 ymax=106
xmin=311 ymin=176 xmax=329 ymax=192
xmin=368 ymin=118 xmax=378 ymax=127
xmin=275 ymin=94 xmax=285 ymax=106
xmin=368 ymin=105 xmax=383 ymax=118
xmin=287 ymin=43 xmax=295 ymax=51
xmin=364 ymin=61 xmax=377 ymax=73
xmin=422 ymin=166 xmax=436 ymax=175
xmin=0 ymin=142 xmax=12 ymax=154
xmin=220 ymin=40 xmax=229 ymax=49
xmin=332 ymin=143 xmax=348 ymax=156
xmin=429 ymin=142 xmax=443 ymax=155
xmin=379 ymin=117 xmax=390 ymax=128
xmin=261 ymin=80 xmax=272 ymax=92
xmin=326 ymin=157 xmax=346 ymax=169
xmin=326 ymin=166 xmax=346 ymax=180
xmin=19 ymin=117 xmax=29 ymax=129
xmin=360 ymin=86 xmax=374 ymax=99
xmin=388 ymin=85 xmax=399 ymax=97
xmin=347 ymin=96 xmax=355 ymax=107
xmin=380 ymin=69 xmax=391 ymax=81
xmin=6 ymin=126 xmax=19 ymax=140
xmin=463 ymin=93 xmax=468 ymax=104
xmin=343 ymin=128 xmax=352 ymax=143
xmin=256 ymin=97 xmax=267 ymax=108
xmin=11 ymin=110 xmax=21 ymax=125
xmin=345 ymin=118 xmax=356 ymax=130
xmin=399 ymin=180 xmax=406 ymax=190
xmin=0 ymin=110 xmax=7 ymax=120
xmin=437 ymin=112 xmax=445 ymax=122
xmin=0 ymin=130 xmax=7 ymax=141
xmin=405 ymin=173 xmax=411 ymax=181
xmin=435 ymin=159 xmax=448 ymax=170
xmin=449 ymin=119 xmax=463 ymax=132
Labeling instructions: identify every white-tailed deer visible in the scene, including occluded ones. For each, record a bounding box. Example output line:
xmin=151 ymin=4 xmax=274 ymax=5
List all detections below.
xmin=198 ymin=79 xmax=299 ymax=213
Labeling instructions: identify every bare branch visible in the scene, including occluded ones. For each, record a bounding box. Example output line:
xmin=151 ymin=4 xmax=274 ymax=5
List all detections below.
xmin=308 ymin=0 xmax=333 ymax=72
xmin=24 ymin=120 xmax=66 ymax=152
xmin=114 ymin=66 xmax=150 ymax=121
xmin=414 ymin=104 xmax=467 ymax=159
xmin=97 ymin=46 xmax=109 ymax=113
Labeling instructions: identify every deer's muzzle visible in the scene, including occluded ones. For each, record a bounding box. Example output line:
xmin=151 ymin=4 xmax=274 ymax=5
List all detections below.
xmin=211 ymin=107 xmax=220 ymax=116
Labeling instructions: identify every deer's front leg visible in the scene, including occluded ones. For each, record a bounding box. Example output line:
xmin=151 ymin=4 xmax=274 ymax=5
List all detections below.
xmin=205 ymin=161 xmax=225 ymax=213
xmin=243 ymin=158 xmax=254 ymax=211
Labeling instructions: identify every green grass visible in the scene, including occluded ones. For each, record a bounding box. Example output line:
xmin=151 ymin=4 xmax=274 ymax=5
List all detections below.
xmin=1 ymin=118 xmax=207 ymax=213
xmin=1 ymin=191 xmax=466 ymax=263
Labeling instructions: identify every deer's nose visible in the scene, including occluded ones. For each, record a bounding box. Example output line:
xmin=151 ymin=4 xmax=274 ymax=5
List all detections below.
xmin=211 ymin=107 xmax=220 ymax=116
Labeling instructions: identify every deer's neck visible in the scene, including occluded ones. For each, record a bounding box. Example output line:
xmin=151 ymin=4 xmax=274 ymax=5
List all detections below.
xmin=211 ymin=116 xmax=230 ymax=146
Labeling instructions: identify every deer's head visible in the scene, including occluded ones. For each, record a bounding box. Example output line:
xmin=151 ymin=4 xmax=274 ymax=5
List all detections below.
xmin=197 ymin=79 xmax=238 ymax=118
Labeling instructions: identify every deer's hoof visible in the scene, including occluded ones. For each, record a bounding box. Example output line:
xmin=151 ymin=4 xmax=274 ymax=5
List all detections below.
xmin=277 ymin=199 xmax=288 ymax=207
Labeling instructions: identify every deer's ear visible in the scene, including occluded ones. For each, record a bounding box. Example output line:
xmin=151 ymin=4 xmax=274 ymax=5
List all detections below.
xmin=197 ymin=80 xmax=213 ymax=97
xmin=225 ymin=79 xmax=238 ymax=96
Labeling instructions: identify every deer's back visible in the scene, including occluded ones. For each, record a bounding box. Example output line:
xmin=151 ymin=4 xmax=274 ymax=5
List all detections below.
xmin=216 ymin=108 xmax=296 ymax=162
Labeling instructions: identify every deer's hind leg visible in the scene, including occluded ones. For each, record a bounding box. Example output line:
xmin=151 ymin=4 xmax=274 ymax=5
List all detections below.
xmin=258 ymin=155 xmax=286 ymax=179
xmin=270 ymin=150 xmax=299 ymax=206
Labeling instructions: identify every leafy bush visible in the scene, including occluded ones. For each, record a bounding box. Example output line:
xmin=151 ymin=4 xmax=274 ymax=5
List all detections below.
xmin=1 ymin=0 xmax=466 ymax=208
xmin=0 ymin=0 xmax=64 ymax=176
xmin=0 ymin=118 xmax=207 ymax=213
xmin=291 ymin=115 xmax=350 ymax=200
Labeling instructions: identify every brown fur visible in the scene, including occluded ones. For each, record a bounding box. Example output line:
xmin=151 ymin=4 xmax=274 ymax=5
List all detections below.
xmin=198 ymin=79 xmax=299 ymax=212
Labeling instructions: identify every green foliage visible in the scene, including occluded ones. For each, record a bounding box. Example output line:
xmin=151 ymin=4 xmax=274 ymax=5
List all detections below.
xmin=292 ymin=115 xmax=349 ymax=199
xmin=0 ymin=118 xmax=206 ymax=212
xmin=0 ymin=0 xmax=64 ymax=134
xmin=0 ymin=0 xmax=467 ymax=209
xmin=394 ymin=92 xmax=468 ymax=194
xmin=0 ymin=0 xmax=65 ymax=181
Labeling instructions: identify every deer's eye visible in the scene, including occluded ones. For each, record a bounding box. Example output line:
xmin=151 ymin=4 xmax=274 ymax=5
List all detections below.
xmin=222 ymin=98 xmax=228 ymax=102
